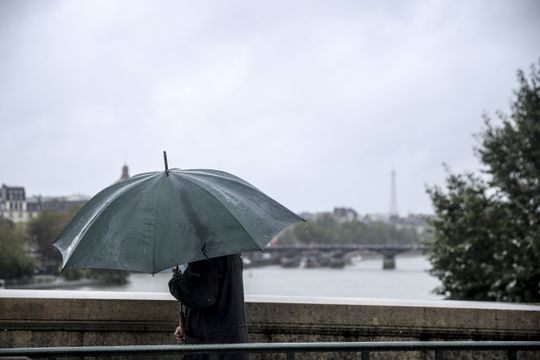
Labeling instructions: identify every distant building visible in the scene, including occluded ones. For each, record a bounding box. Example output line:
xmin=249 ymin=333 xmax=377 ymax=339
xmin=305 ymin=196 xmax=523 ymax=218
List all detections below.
xmin=0 ymin=187 xmax=90 ymax=222
xmin=362 ymin=212 xmax=431 ymax=234
xmin=118 ymin=164 xmax=130 ymax=182
xmin=39 ymin=194 xmax=90 ymax=212
xmin=298 ymin=211 xmax=317 ymax=221
xmin=395 ymin=213 xmax=430 ymax=233
xmin=26 ymin=196 xmax=42 ymax=219
xmin=333 ymin=207 xmax=358 ymax=222
xmin=1 ymin=164 xmax=130 ymax=222
xmin=0 ymin=184 xmax=29 ymax=223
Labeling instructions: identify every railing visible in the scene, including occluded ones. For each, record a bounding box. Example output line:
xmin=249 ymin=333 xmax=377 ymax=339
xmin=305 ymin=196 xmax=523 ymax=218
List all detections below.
xmin=1 ymin=341 xmax=540 ymax=359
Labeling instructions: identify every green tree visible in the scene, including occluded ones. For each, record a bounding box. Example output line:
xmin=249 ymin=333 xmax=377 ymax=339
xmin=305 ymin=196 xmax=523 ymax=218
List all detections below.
xmin=427 ymin=61 xmax=540 ymax=302
xmin=29 ymin=209 xmax=74 ymax=273
xmin=0 ymin=219 xmax=34 ymax=279
xmin=28 ymin=207 xmax=129 ymax=285
xmin=293 ymin=220 xmax=332 ymax=244
xmin=276 ymin=213 xmax=420 ymax=246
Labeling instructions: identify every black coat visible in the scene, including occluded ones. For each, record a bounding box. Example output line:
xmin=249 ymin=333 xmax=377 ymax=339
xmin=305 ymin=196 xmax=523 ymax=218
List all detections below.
xmin=169 ymin=254 xmax=250 ymax=360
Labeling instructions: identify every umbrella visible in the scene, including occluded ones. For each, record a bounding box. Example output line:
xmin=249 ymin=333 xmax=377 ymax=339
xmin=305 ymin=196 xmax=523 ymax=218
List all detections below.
xmin=53 ymin=152 xmax=303 ymax=274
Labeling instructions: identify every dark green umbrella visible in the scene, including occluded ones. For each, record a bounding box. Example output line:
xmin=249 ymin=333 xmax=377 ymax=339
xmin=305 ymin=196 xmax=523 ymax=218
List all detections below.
xmin=54 ymin=152 xmax=303 ymax=274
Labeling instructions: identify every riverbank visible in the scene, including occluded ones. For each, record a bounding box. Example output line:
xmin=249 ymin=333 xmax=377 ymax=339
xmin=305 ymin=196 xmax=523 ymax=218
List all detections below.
xmin=5 ymin=277 xmax=108 ymax=290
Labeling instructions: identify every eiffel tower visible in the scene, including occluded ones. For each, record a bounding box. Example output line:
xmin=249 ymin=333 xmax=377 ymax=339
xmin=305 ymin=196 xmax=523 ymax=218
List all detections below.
xmin=389 ymin=169 xmax=398 ymax=221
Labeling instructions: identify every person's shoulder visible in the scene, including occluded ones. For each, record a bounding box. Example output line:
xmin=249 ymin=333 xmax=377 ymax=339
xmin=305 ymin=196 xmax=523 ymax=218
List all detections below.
xmin=214 ymin=253 xmax=241 ymax=261
xmin=226 ymin=253 xmax=242 ymax=263
xmin=203 ymin=254 xmax=241 ymax=270
xmin=227 ymin=253 xmax=243 ymax=268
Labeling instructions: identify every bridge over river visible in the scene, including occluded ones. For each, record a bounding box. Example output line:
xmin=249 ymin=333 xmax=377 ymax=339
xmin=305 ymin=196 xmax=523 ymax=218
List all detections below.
xmin=253 ymin=244 xmax=430 ymax=269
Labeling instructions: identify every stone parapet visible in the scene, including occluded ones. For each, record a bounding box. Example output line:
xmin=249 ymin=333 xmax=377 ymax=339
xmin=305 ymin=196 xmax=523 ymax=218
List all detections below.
xmin=1 ymin=290 xmax=539 ymax=359
xmin=246 ymin=295 xmax=540 ymax=342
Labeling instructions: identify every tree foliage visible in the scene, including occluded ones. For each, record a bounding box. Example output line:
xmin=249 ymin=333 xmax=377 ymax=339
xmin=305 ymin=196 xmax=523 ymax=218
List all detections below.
xmin=427 ymin=61 xmax=540 ymax=302
xmin=277 ymin=212 xmax=422 ymax=246
xmin=28 ymin=207 xmax=129 ymax=284
xmin=0 ymin=219 xmax=34 ymax=279
xmin=28 ymin=209 xmax=73 ymax=273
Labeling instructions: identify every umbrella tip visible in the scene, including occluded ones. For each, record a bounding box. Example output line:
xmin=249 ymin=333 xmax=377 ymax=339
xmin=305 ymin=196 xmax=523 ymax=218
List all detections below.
xmin=163 ymin=151 xmax=169 ymax=175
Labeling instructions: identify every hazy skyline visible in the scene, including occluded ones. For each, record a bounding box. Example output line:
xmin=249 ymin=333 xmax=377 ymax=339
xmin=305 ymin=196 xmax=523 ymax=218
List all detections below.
xmin=1 ymin=0 xmax=539 ymax=215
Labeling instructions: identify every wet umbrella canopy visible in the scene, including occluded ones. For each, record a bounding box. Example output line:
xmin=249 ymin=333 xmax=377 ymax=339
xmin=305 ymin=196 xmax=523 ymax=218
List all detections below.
xmin=54 ymin=152 xmax=303 ymax=274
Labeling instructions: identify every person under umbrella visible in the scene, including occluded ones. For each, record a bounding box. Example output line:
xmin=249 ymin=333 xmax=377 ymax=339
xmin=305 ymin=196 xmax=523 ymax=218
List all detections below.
xmin=169 ymin=253 xmax=249 ymax=360
xmin=53 ymin=152 xmax=303 ymax=358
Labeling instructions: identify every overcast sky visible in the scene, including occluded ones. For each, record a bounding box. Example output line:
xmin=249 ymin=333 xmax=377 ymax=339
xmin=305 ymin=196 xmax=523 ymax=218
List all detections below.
xmin=1 ymin=0 xmax=539 ymax=215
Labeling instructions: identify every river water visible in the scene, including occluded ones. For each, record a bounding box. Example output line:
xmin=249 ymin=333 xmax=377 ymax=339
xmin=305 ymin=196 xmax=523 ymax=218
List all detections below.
xmin=79 ymin=254 xmax=443 ymax=300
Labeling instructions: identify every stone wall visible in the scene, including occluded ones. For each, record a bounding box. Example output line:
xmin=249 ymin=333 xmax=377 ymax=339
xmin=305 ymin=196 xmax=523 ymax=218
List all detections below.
xmin=1 ymin=290 xmax=539 ymax=359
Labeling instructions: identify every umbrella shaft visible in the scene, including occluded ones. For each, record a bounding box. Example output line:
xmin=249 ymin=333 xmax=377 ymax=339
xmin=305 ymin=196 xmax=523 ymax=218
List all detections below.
xmin=163 ymin=151 xmax=169 ymax=174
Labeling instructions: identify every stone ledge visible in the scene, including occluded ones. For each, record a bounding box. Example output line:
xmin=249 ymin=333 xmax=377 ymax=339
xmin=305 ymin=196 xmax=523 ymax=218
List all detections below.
xmin=1 ymin=290 xmax=539 ymax=348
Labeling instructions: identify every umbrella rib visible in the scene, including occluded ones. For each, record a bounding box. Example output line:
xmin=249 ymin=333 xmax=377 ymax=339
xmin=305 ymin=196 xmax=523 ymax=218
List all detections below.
xmin=151 ymin=177 xmax=163 ymax=274
xmin=178 ymin=169 xmax=259 ymax=191
xmin=179 ymin=175 xmax=264 ymax=253
xmin=177 ymin=169 xmax=302 ymax=222
xmin=58 ymin=175 xmax=154 ymax=268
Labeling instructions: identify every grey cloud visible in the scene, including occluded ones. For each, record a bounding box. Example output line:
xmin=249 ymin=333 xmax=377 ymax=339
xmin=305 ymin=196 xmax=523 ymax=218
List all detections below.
xmin=0 ymin=0 xmax=539 ymax=214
